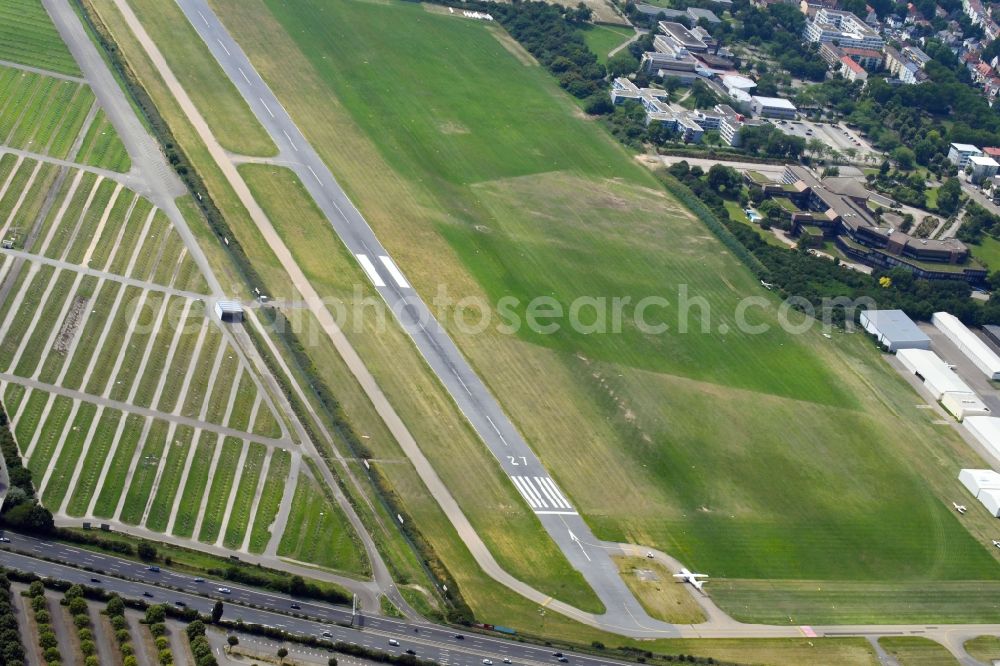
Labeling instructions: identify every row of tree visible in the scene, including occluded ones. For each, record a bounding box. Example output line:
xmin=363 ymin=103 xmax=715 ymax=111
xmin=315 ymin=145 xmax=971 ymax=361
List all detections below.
xmin=63 ymin=584 xmax=99 ymax=665
xmin=0 ymin=572 xmax=25 ymax=664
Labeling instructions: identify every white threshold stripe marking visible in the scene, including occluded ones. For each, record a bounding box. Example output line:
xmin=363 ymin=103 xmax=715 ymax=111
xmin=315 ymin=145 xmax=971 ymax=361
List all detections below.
xmin=534 ymin=476 xmax=566 ymax=508
xmin=355 ymin=254 xmax=385 ymax=287
xmin=217 ymin=38 xmax=231 ymax=56
xmin=535 ymin=510 xmax=579 ymax=515
xmin=259 ymin=98 xmax=274 ymax=118
xmin=378 ymin=255 xmax=410 ymax=289
xmin=536 ymin=476 xmax=572 ymax=509
xmin=511 ymin=476 xmax=547 ymax=509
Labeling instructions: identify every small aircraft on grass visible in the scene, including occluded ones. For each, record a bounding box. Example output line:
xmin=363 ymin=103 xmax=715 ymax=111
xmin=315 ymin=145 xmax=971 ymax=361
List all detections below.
xmin=673 ymin=569 xmax=709 ymax=591
xmin=953 ymin=502 xmax=968 ymax=514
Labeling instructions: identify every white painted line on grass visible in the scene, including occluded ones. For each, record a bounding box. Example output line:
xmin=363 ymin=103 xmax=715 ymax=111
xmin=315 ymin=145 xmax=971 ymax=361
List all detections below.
xmin=378 ymin=255 xmax=410 ymax=289
xmin=283 ymin=130 xmax=298 ymax=151
xmin=355 ymin=254 xmax=385 ymax=287
xmin=239 ymin=67 xmax=250 ymax=84
xmin=259 ymin=98 xmax=274 ymax=118
xmin=216 ymin=38 xmax=231 ymax=56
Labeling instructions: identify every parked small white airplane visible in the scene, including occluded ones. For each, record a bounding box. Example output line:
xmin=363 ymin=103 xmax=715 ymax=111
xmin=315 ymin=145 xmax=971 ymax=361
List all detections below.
xmin=760 ymin=280 xmax=774 ymax=290
xmin=992 ymin=540 xmax=1000 ymax=548
xmin=953 ymin=502 xmax=968 ymax=514
xmin=673 ymin=569 xmax=709 ymax=591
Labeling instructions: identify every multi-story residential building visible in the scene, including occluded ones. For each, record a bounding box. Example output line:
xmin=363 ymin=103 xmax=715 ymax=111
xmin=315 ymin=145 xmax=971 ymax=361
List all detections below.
xmin=949 ymin=142 xmax=983 ymax=167
xmin=840 ymin=55 xmax=868 ymax=81
xmin=969 ymin=155 xmax=1000 ymax=182
xmin=901 ymin=45 xmax=931 ymax=67
xmin=842 ymin=46 xmax=885 ymax=68
xmin=804 ymin=8 xmax=885 ymax=49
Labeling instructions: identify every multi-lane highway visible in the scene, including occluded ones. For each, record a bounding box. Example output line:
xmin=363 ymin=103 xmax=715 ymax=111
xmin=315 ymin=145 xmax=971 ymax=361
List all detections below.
xmin=0 ymin=534 xmax=628 ymax=666
xmin=167 ymin=0 xmax=674 ymax=636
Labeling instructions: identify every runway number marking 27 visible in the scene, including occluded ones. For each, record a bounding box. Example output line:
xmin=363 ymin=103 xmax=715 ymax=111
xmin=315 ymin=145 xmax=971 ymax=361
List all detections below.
xmin=507 ymin=456 xmax=527 ymax=466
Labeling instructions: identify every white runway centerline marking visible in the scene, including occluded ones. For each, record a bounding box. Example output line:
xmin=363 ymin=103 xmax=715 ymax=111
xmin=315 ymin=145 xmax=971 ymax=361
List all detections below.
xmin=259 ymin=97 xmax=274 ymax=118
xmin=216 ymin=38 xmax=231 ymax=56
xmin=355 ymin=254 xmax=385 ymax=287
xmin=282 ymin=129 xmax=298 ymax=151
xmin=378 ymin=255 xmax=410 ymax=289
xmin=307 ymin=165 xmax=323 ymax=187
xmin=198 ymin=10 xmax=209 ymax=25
xmin=238 ymin=67 xmax=250 ymax=84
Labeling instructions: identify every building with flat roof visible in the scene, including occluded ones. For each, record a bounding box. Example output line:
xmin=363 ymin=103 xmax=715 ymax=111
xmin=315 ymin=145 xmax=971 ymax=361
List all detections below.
xmin=965 ymin=422 xmax=1000 ymax=466
xmin=859 ymin=309 xmax=931 ymax=351
xmin=686 ymin=6 xmax=721 ymax=23
xmin=949 ymin=142 xmax=983 ymax=167
xmin=969 ymin=155 xmax=1000 ymax=183
xmin=634 ymin=3 xmax=686 ymax=17
xmin=933 ymin=311 xmax=1000 ymax=380
xmin=658 ymin=21 xmax=709 ymax=52
xmin=896 ymin=348 xmax=989 ymax=420
xmin=804 ymin=8 xmax=885 ymax=49
xmin=750 ymin=95 xmax=797 ymax=118
xmin=214 ymin=300 xmax=244 ymax=323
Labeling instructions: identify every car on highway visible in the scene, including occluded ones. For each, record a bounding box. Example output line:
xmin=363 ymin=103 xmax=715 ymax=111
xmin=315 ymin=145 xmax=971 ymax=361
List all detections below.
xmin=174 ymin=600 xmax=186 ymax=607
xmin=90 ymin=578 xmax=100 ymax=583
xmin=193 ymin=577 xmax=204 ymax=583
xmin=388 ymin=639 xmax=400 ymax=646
xmin=455 ymin=634 xmax=465 ymax=640
xmin=290 ymin=603 xmax=300 ymax=609
xmin=405 ymin=649 xmax=416 ymax=655
xmin=0 ymin=537 xmax=10 ymax=543
xmin=142 ymin=591 xmax=153 ymax=598
xmin=147 ymin=566 xmax=160 ymax=572
xmin=557 ymin=659 xmax=569 ymax=663
xmin=217 ymin=587 xmax=231 ymax=594
xmin=483 ymin=660 xmax=494 ymax=665
xmin=321 ymin=631 xmax=332 ymax=638
xmin=503 ymin=660 xmax=512 ymax=664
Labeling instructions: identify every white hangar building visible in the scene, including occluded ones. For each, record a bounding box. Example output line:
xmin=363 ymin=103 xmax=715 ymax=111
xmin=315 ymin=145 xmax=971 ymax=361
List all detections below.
xmin=859 ymin=309 xmax=931 ymax=352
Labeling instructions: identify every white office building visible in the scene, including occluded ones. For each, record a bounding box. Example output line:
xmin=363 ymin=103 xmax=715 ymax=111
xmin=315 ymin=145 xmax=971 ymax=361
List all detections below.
xmin=969 ymin=155 xmax=1000 ymax=183
xmin=750 ymin=95 xmax=797 ymax=119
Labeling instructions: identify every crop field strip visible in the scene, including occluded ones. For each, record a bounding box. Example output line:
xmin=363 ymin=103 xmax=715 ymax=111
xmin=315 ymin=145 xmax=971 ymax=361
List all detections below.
xmin=73 ymin=109 xmax=131 ymax=173
xmin=0 ymin=0 xmax=81 ymax=76
xmin=0 ymin=66 xmax=95 ymax=160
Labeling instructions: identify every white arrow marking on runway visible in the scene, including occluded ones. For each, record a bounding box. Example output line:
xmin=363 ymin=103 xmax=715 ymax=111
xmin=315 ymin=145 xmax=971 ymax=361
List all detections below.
xmin=259 ymin=98 xmax=274 ymax=118
xmin=568 ymin=529 xmax=591 ymax=561
xmin=355 ymin=254 xmax=385 ymax=287
xmin=216 ymin=38 xmax=231 ymax=56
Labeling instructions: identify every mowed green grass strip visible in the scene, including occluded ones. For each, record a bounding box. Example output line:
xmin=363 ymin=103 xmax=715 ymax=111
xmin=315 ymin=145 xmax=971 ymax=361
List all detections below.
xmin=4 ymin=164 xmax=59 ymax=245
xmin=40 ymin=172 xmax=101 ymax=260
xmin=247 ymin=448 xmax=291 ymax=554
xmin=222 ymin=443 xmax=267 ymax=549
xmin=12 ymin=389 xmax=50 ymax=455
xmin=0 ymin=157 xmax=39 ymax=220
xmin=145 ymin=425 xmax=196 ymax=532
xmin=52 ymin=281 xmax=122 ymax=389
xmin=126 ymin=208 xmax=169 ymax=282
xmin=74 ymin=109 xmax=131 ymax=173
xmin=13 ymin=274 xmax=96 ymax=379
xmin=155 ymin=301 xmax=207 ymax=413
xmin=150 ymin=229 xmax=186 ymax=286
xmin=3 ymin=384 xmax=26 ymax=420
xmin=0 ymin=264 xmax=55 ymax=370
xmin=226 ymin=371 xmax=257 ymax=433
xmin=87 ymin=192 xmax=138 ymax=271
xmin=0 ymin=0 xmax=80 ymax=75
xmin=119 ymin=0 xmax=277 ymax=156
xmin=581 ymin=24 xmax=634 ymax=64
xmin=197 ymin=437 xmax=242 ymax=543
xmin=203 ymin=347 xmax=239 ymax=425
xmin=64 ymin=180 xmax=129 ymax=266
xmin=92 ymin=414 xmax=147 ymax=518
xmin=104 ymin=290 xmax=165 ymax=401
xmin=65 ymin=408 xmax=123 ymax=516
xmin=106 ymin=197 xmax=154 ymax=275
xmin=24 ymin=395 xmax=74 ymax=478
xmin=179 ymin=324 xmax=222 ymax=419
xmin=119 ymin=419 xmax=170 ymax=524
xmin=277 ymin=471 xmax=365 ymax=574
xmin=251 ymin=402 xmax=282 ymax=439
xmin=41 ymin=401 xmax=98 ymax=509
xmin=46 ymin=86 xmax=95 ymax=159
xmin=171 ymin=252 xmax=209 ymax=294
xmin=878 ymin=637 xmax=958 ymax=665
xmin=131 ymin=295 xmax=185 ymax=408
xmin=171 ymin=432 xmax=216 ymax=538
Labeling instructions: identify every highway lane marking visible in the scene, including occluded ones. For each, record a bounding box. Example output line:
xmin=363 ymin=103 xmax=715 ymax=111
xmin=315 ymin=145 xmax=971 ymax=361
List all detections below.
xmin=307 ymin=165 xmax=323 ymax=187
xmin=283 ymin=129 xmax=299 ymax=151
xmin=216 ymin=38 xmax=231 ymax=56
xmin=356 ymin=254 xmax=386 ymax=287
xmin=378 ymin=255 xmax=410 ymax=289
xmin=239 ymin=67 xmax=251 ymax=84
xmin=259 ymin=97 xmax=275 ymax=118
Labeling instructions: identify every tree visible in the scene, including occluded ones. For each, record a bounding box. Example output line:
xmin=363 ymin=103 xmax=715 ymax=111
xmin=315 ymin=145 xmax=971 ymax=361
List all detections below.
xmin=227 ymin=635 xmax=238 ymax=652
xmin=277 ymin=647 xmax=288 ymax=664
xmin=106 ymin=596 xmax=125 ymax=617
xmin=937 ymin=177 xmax=962 ymax=215
xmin=64 ymin=585 xmax=84 ymax=600
xmin=606 ymin=51 xmax=638 ymax=78
xmin=211 ymin=600 xmax=224 ymax=623
xmin=706 ymin=164 xmax=741 ymax=198
xmin=185 ymin=620 xmax=206 ymax=640
xmin=2 ymin=502 xmax=53 ymax=533
xmin=68 ymin=597 xmax=88 ymax=616
xmin=137 ymin=542 xmax=157 ymax=561
xmin=893 ymin=146 xmax=916 ymax=171
xmin=144 ymin=604 xmax=166 ymax=625
xmin=328 ymin=658 xmax=339 ymax=666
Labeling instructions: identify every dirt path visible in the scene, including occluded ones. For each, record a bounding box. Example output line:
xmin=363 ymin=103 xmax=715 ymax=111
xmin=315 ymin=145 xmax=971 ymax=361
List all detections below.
xmin=90 ymin=605 xmax=122 ymax=666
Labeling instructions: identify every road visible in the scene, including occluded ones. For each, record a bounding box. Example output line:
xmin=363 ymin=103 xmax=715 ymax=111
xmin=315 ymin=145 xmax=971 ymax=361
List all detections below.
xmin=168 ymin=0 xmax=674 ymax=636
xmin=0 ymin=536 xmax=633 ymax=666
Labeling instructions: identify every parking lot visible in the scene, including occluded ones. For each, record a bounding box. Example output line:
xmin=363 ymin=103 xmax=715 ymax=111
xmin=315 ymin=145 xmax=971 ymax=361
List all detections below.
xmin=763 ymin=118 xmax=881 ymax=162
